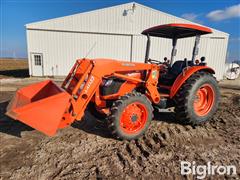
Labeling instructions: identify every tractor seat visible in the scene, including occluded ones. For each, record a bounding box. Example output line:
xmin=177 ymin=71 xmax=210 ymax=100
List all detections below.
xmin=169 ymin=60 xmax=194 ymax=76
xmin=159 ymin=60 xmax=191 ymax=86
xmin=169 ymin=60 xmax=185 ymax=77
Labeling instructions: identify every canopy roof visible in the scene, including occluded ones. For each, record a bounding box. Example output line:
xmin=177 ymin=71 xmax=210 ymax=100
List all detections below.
xmin=142 ymin=23 xmax=212 ymax=39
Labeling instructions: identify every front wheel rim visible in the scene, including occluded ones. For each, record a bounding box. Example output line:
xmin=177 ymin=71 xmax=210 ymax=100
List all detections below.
xmin=120 ymin=102 xmax=148 ymax=134
xmin=194 ymin=84 xmax=215 ymax=117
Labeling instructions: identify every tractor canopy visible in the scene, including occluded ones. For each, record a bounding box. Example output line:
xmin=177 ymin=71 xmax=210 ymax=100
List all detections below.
xmin=142 ymin=23 xmax=212 ymax=39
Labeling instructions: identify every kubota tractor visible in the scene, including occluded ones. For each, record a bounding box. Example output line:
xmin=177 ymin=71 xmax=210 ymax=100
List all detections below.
xmin=6 ymin=23 xmax=220 ymax=140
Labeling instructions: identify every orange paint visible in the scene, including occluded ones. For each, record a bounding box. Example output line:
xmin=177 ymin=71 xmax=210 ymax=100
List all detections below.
xmin=170 ymin=66 xmax=215 ymax=98
xmin=5 ymin=24 xmax=216 ymax=137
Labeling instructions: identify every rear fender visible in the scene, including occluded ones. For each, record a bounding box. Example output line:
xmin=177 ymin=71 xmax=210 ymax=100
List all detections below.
xmin=169 ymin=66 xmax=215 ymax=98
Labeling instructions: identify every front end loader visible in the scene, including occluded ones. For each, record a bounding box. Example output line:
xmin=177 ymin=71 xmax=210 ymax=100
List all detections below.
xmin=6 ymin=23 xmax=220 ymax=140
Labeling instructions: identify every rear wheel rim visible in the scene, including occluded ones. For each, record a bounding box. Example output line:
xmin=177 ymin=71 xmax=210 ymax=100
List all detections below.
xmin=120 ymin=102 xmax=148 ymax=134
xmin=194 ymin=84 xmax=215 ymax=117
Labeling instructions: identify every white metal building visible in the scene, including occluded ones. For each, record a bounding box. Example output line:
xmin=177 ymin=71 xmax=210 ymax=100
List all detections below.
xmin=26 ymin=2 xmax=229 ymax=80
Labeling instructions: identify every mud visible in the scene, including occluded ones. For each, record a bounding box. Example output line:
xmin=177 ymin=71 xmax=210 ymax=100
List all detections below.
xmin=0 ymin=88 xmax=239 ymax=179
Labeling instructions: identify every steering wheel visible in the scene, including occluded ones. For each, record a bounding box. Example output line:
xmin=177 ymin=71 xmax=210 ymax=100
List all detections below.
xmin=147 ymin=59 xmax=162 ymax=65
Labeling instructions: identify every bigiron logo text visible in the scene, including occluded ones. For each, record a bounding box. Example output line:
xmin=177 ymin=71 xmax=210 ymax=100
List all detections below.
xmin=181 ymin=161 xmax=237 ymax=179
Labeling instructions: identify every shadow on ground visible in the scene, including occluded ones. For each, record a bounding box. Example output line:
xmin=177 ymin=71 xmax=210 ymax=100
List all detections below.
xmin=72 ymin=109 xmax=180 ymax=139
xmin=0 ymin=97 xmax=181 ymax=139
xmin=0 ymin=100 xmax=33 ymax=137
xmin=72 ymin=111 xmax=112 ymax=139
xmin=0 ymin=69 xmax=29 ymax=78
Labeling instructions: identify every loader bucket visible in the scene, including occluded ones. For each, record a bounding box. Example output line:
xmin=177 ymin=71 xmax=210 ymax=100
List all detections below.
xmin=6 ymin=80 xmax=71 ymax=136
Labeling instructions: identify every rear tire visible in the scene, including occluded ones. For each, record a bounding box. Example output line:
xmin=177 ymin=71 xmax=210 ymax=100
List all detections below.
xmin=174 ymin=71 xmax=220 ymax=125
xmin=108 ymin=92 xmax=153 ymax=140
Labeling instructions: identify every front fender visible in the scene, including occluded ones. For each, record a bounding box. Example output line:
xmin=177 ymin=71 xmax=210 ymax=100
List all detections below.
xmin=169 ymin=66 xmax=215 ymax=98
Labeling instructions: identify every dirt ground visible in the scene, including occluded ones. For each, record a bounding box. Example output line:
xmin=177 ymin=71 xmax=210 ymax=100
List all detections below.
xmin=0 ymin=82 xmax=240 ymax=179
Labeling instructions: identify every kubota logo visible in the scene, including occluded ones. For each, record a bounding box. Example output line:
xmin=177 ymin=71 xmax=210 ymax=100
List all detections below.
xmin=84 ymin=75 xmax=95 ymax=94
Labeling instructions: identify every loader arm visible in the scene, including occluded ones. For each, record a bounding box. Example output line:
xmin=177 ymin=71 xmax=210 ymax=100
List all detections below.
xmin=59 ymin=58 xmax=160 ymax=128
xmin=6 ymin=58 xmax=160 ymax=136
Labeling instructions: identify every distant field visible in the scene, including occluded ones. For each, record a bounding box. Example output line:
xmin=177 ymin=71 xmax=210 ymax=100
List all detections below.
xmin=0 ymin=58 xmax=29 ymax=78
xmin=0 ymin=58 xmax=28 ymax=71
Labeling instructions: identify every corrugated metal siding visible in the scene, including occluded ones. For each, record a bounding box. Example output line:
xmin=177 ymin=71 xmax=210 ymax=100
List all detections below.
xmin=131 ymin=35 xmax=228 ymax=80
xmin=28 ymin=29 xmax=228 ymax=79
xmin=27 ymin=30 xmax=131 ymax=76
xmin=26 ymin=2 xmax=229 ymax=80
xmin=205 ymin=37 xmax=229 ymax=80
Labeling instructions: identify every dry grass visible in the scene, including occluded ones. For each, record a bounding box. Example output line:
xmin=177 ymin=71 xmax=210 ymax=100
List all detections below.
xmin=0 ymin=58 xmax=28 ymax=71
xmin=0 ymin=58 xmax=29 ymax=78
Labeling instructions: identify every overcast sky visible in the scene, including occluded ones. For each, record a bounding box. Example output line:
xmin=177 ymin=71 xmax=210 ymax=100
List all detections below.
xmin=1 ymin=0 xmax=239 ymax=61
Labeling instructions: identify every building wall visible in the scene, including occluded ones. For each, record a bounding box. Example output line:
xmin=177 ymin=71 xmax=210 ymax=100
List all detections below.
xmin=27 ymin=30 xmax=131 ymax=76
xmin=26 ymin=2 xmax=227 ymax=37
xmin=26 ymin=2 xmax=229 ymax=80
xmin=131 ymin=35 xmax=229 ymax=80
xmin=27 ymin=29 xmax=228 ymax=80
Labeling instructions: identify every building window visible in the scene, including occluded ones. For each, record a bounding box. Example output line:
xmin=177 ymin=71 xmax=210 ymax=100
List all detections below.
xmin=34 ymin=55 xmax=42 ymax=66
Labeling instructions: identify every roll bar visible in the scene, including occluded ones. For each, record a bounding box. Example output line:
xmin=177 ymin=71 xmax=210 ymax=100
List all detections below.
xmin=145 ymin=34 xmax=151 ymax=63
xmin=170 ymin=38 xmax=177 ymax=66
xmin=144 ymin=34 xmax=201 ymax=65
xmin=192 ymin=35 xmax=200 ymax=63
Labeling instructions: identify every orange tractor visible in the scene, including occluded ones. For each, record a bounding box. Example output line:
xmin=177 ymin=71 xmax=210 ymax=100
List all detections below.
xmin=6 ymin=23 xmax=220 ymax=140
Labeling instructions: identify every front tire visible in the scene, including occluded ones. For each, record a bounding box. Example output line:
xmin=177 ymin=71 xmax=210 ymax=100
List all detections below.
xmin=108 ymin=92 xmax=153 ymax=140
xmin=174 ymin=71 xmax=220 ymax=125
